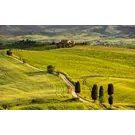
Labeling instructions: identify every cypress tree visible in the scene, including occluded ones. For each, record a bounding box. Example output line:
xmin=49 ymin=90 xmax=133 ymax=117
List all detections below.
xmin=107 ymin=83 xmax=114 ymax=107
xmin=108 ymin=95 xmax=113 ymax=107
xmin=99 ymin=86 xmax=104 ymax=103
xmin=99 ymin=86 xmax=104 ymax=97
xmin=75 ymin=81 xmax=81 ymax=93
xmin=107 ymin=83 xmax=114 ymax=95
xmin=91 ymin=84 xmax=98 ymax=102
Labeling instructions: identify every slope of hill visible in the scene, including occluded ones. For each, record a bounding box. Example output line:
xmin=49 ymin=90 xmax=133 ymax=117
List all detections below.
xmin=0 ymin=50 xmax=107 ymax=110
xmin=12 ymin=45 xmax=135 ymax=109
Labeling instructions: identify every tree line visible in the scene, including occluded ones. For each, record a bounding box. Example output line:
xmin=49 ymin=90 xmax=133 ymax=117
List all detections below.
xmin=5 ymin=39 xmax=76 ymax=50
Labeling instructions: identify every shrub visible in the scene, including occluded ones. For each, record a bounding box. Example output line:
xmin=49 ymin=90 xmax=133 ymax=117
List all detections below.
xmin=91 ymin=84 xmax=98 ymax=102
xmin=6 ymin=49 xmax=12 ymax=56
xmin=47 ymin=65 xmax=55 ymax=74
xmin=107 ymin=83 xmax=114 ymax=95
xmin=75 ymin=81 xmax=81 ymax=93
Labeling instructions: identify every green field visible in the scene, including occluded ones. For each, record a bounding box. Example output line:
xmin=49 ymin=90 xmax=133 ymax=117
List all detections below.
xmin=11 ymin=45 xmax=135 ymax=109
xmin=0 ymin=50 xmax=108 ymax=110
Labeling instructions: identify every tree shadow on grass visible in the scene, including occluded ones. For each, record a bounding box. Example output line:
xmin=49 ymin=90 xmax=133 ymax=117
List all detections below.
xmin=25 ymin=71 xmax=47 ymax=76
xmin=64 ymin=98 xmax=80 ymax=102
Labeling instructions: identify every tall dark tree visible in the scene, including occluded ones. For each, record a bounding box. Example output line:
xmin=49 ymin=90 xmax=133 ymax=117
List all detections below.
xmin=75 ymin=81 xmax=81 ymax=93
xmin=107 ymin=83 xmax=114 ymax=95
xmin=91 ymin=84 xmax=98 ymax=102
xmin=99 ymin=86 xmax=104 ymax=103
xmin=108 ymin=95 xmax=113 ymax=107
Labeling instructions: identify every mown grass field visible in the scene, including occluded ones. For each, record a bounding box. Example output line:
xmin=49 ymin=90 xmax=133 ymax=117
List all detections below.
xmin=0 ymin=50 xmax=107 ymax=110
xmin=12 ymin=45 xmax=135 ymax=109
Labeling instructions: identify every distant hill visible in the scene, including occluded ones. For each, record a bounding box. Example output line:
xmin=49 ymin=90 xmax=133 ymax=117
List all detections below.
xmin=0 ymin=25 xmax=135 ymax=38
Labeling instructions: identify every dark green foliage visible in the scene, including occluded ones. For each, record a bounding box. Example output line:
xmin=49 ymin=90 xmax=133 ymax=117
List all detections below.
xmin=8 ymin=39 xmax=37 ymax=49
xmin=2 ymin=104 xmax=8 ymax=109
xmin=99 ymin=86 xmax=104 ymax=103
xmin=47 ymin=65 xmax=55 ymax=74
xmin=6 ymin=49 xmax=12 ymax=56
xmin=4 ymin=39 xmax=76 ymax=50
xmin=107 ymin=84 xmax=114 ymax=106
xmin=108 ymin=95 xmax=113 ymax=106
xmin=91 ymin=84 xmax=98 ymax=101
xmin=75 ymin=81 xmax=81 ymax=93
xmin=107 ymin=83 xmax=114 ymax=95
xmin=99 ymin=86 xmax=104 ymax=97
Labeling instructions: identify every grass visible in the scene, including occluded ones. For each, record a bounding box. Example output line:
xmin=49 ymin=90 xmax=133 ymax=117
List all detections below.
xmin=0 ymin=50 xmax=106 ymax=110
xmin=12 ymin=45 xmax=135 ymax=109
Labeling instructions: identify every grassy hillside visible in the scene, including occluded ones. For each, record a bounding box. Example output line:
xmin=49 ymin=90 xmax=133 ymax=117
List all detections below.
xmin=0 ymin=50 xmax=108 ymax=110
xmin=13 ymin=45 xmax=135 ymax=109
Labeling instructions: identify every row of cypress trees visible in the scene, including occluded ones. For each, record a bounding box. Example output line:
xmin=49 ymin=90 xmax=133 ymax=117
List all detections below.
xmin=75 ymin=81 xmax=114 ymax=107
xmin=91 ymin=83 xmax=114 ymax=106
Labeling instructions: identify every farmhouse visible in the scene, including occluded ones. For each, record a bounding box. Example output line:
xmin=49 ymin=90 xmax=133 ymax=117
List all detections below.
xmin=60 ymin=40 xmax=75 ymax=45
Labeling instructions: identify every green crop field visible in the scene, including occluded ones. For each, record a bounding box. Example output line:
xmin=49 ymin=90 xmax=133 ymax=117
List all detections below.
xmin=0 ymin=50 xmax=107 ymax=110
xmin=12 ymin=45 xmax=135 ymax=110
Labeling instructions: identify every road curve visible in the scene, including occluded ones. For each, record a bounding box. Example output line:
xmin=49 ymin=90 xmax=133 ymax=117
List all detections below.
xmin=59 ymin=73 xmax=91 ymax=103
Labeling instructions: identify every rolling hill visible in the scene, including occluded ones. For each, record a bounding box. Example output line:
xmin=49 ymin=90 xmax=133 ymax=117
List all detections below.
xmin=0 ymin=25 xmax=135 ymax=110
xmin=12 ymin=45 xmax=135 ymax=110
xmin=0 ymin=50 xmax=106 ymax=110
xmin=0 ymin=25 xmax=135 ymax=38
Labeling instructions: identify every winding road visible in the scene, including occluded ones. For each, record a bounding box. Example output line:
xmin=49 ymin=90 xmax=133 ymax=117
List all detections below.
xmin=9 ymin=55 xmax=92 ymax=104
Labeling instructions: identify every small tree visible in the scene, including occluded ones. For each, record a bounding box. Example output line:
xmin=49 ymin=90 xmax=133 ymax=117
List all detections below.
xmin=47 ymin=65 xmax=55 ymax=74
xmin=107 ymin=83 xmax=114 ymax=95
xmin=91 ymin=84 xmax=98 ymax=102
xmin=6 ymin=49 xmax=12 ymax=56
xmin=99 ymin=86 xmax=104 ymax=103
xmin=108 ymin=95 xmax=113 ymax=107
xmin=75 ymin=81 xmax=81 ymax=93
